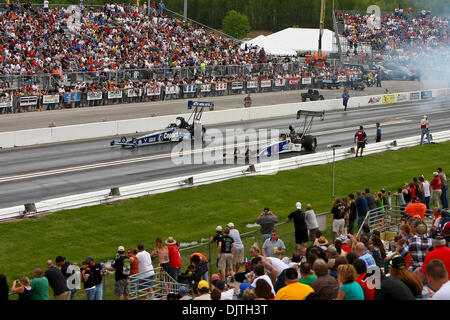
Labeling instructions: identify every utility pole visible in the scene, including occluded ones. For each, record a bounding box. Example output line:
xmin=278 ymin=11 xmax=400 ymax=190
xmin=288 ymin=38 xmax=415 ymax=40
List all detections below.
xmin=184 ymin=0 xmax=187 ymax=21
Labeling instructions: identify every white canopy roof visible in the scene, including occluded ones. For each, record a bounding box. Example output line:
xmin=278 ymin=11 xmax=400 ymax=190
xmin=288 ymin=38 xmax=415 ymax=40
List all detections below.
xmin=243 ymin=27 xmax=336 ymax=56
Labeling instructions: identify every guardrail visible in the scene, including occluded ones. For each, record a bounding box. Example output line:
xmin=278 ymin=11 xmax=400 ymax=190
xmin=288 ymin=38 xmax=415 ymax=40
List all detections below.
xmin=1 ymin=88 xmax=448 ymax=149
xmin=1 ymin=129 xmax=449 ymax=221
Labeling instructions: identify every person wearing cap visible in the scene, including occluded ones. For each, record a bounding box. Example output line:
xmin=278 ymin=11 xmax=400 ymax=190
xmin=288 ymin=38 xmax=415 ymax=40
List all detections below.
xmin=239 ymin=282 xmax=254 ymax=299
xmin=104 ymin=246 xmax=130 ymax=300
xmin=227 ymin=222 xmax=245 ymax=276
xmin=178 ymin=285 xmax=192 ymax=300
xmin=166 ymin=237 xmax=182 ymax=282
xmin=55 ymin=255 xmax=78 ymax=300
xmin=87 ymin=257 xmax=104 ymax=300
xmin=430 ymin=172 xmax=442 ymax=210
xmin=437 ymin=168 xmax=448 ymax=210
xmin=210 ymin=226 xmax=224 ymax=269
xmin=193 ymin=280 xmax=211 ymax=300
xmin=256 ymin=208 xmax=279 ymax=245
xmin=397 ymin=222 xmax=432 ymax=271
xmin=404 ymin=196 xmax=427 ymax=220
xmin=81 ymin=260 xmax=96 ymax=300
xmin=426 ymin=259 xmax=450 ymax=300
xmin=389 ymin=255 xmax=423 ymax=298
xmin=275 ymin=268 xmax=314 ymax=300
xmin=286 ymin=202 xmax=308 ymax=250
xmin=305 ymin=204 xmax=319 ymax=243
xmin=420 ymin=115 xmax=431 ymax=145
xmin=214 ymin=279 xmax=237 ymax=300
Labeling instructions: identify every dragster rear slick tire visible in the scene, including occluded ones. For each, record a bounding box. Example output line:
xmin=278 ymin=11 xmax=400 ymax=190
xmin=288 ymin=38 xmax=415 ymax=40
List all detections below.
xmin=302 ymin=135 xmax=317 ymax=152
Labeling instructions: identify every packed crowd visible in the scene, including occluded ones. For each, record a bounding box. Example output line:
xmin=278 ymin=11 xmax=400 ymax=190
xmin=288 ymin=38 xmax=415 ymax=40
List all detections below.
xmin=1 ymin=166 xmax=448 ymax=301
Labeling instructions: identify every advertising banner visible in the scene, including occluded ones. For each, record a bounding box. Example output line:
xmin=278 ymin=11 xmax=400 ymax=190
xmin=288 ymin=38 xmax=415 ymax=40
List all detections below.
xmin=183 ymin=85 xmax=197 ymax=93
xmin=382 ymin=94 xmax=396 ymax=104
xmin=368 ymin=96 xmax=382 ymax=105
xmin=396 ymin=93 xmax=408 ymax=103
xmin=87 ymin=91 xmax=103 ymax=101
xmin=301 ymin=78 xmax=312 ymax=85
xmin=127 ymin=89 xmax=140 ymax=97
xmin=107 ymin=90 xmax=123 ymax=99
xmin=410 ymin=91 xmax=420 ymax=100
xmin=246 ymin=81 xmax=258 ymax=89
xmin=146 ymin=87 xmax=161 ymax=96
xmin=338 ymin=76 xmax=348 ymax=82
xmin=200 ymin=84 xmax=211 ymax=92
xmin=0 ymin=97 xmax=12 ymax=109
xmin=42 ymin=95 xmax=59 ymax=104
xmin=215 ymin=83 xmax=227 ymax=91
xmin=260 ymin=80 xmax=272 ymax=88
xmin=421 ymin=90 xmax=432 ymax=99
xmin=289 ymin=78 xmax=300 ymax=86
xmin=165 ymin=86 xmax=179 ymax=95
xmin=231 ymin=82 xmax=244 ymax=90
xmin=274 ymin=79 xmax=286 ymax=87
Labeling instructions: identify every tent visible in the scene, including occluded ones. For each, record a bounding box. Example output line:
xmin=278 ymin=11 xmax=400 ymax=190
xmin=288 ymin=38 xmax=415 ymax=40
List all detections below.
xmin=243 ymin=27 xmax=336 ymax=56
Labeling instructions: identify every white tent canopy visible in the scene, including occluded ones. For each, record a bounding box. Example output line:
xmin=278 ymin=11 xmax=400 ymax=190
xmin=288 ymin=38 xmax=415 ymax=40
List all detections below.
xmin=243 ymin=27 xmax=336 ymax=56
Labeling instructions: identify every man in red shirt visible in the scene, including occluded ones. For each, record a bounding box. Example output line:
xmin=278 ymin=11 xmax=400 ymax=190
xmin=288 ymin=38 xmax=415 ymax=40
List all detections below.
xmin=417 ymin=237 xmax=450 ymax=282
xmin=430 ymin=172 xmax=442 ymax=209
xmin=353 ymin=258 xmax=375 ymax=300
xmin=405 ymin=197 xmax=427 ymax=220
xmin=354 ymin=126 xmax=367 ymax=158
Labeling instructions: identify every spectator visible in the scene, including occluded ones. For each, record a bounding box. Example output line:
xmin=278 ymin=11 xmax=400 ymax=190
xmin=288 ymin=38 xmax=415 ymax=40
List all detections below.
xmin=369 ymin=235 xmax=387 ymax=269
xmin=418 ymin=175 xmax=431 ymax=210
xmin=346 ymin=251 xmax=359 ymax=265
xmin=104 ymin=246 xmax=130 ymax=300
xmin=429 ymin=173 xmax=442 ymax=210
xmin=151 ymin=237 xmax=170 ymax=276
xmin=30 ymin=268 xmax=49 ymax=300
xmin=364 ymin=188 xmax=377 ymax=212
xmin=405 ymin=197 xmax=427 ymax=220
xmin=286 ymin=202 xmax=308 ymax=249
xmin=354 ymin=125 xmax=367 ymax=158
xmin=298 ymin=262 xmax=317 ymax=287
xmin=335 ymin=264 xmax=364 ymax=300
xmin=353 ymin=258 xmax=375 ymax=300
xmin=0 ymin=274 xmax=8 ymax=300
xmin=191 ymin=254 xmax=209 ymax=291
xmin=179 ymin=286 xmax=193 ymax=300
xmin=275 ymin=268 xmax=314 ymax=300
xmin=437 ymin=168 xmax=448 ymax=209
xmin=417 ymin=236 xmax=450 ymax=283
xmin=218 ymin=227 xmax=236 ymax=281
xmin=55 ymin=255 xmax=77 ymax=300
xmin=254 ymin=276 xmax=275 ymax=300
xmin=310 ymin=259 xmax=339 ymax=300
xmin=398 ymin=222 xmax=432 ymax=271
xmin=87 ymin=257 xmax=104 ymax=300
xmin=316 ymin=236 xmax=329 ymax=251
xmin=210 ymin=288 xmax=221 ymax=300
xmin=360 ymin=224 xmax=372 ymax=240
xmin=127 ymin=248 xmax=140 ymax=276
xmin=215 ymin=280 xmax=236 ymax=300
xmin=426 ymin=259 xmax=450 ymax=300
xmin=45 ymin=260 xmax=70 ymax=300
xmin=227 ymin=222 xmax=245 ymax=276
xmin=389 ymin=256 xmax=423 ymax=298
xmin=249 ymin=263 xmax=276 ymax=297
xmin=166 ymin=236 xmax=182 ymax=282
xmin=331 ymin=198 xmax=346 ymax=239
xmin=256 ymin=208 xmax=278 ymax=245
xmin=262 ymin=229 xmax=287 ymax=259
xmin=420 ymin=116 xmax=431 ymax=145
xmin=347 ymin=193 xmax=358 ymax=235
xmin=355 ymin=190 xmax=370 ymax=230
xmin=80 ymin=260 xmax=96 ymax=300
xmin=374 ymin=271 xmax=416 ymax=300
xmin=253 ymin=255 xmax=290 ymax=293
xmin=193 ymin=280 xmax=211 ymax=300
xmin=355 ymin=242 xmax=376 ymax=270
xmin=11 ymin=277 xmax=32 ymax=301
xmin=135 ymin=244 xmax=155 ymax=300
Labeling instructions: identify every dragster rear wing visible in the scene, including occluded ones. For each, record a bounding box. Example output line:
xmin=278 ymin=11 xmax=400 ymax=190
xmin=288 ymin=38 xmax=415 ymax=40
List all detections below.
xmin=296 ymin=110 xmax=326 ymax=120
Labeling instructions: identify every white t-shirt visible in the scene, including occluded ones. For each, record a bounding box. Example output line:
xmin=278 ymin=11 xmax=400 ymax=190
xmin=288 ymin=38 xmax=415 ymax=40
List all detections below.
xmin=229 ymin=229 xmax=244 ymax=250
xmin=432 ymin=281 xmax=450 ymax=300
xmin=423 ymin=180 xmax=431 ymax=197
xmin=136 ymin=250 xmax=155 ymax=278
xmin=193 ymin=293 xmax=211 ymax=300
xmin=305 ymin=209 xmax=319 ymax=230
xmin=251 ymin=275 xmax=275 ymax=296
xmin=220 ymin=289 xmax=235 ymax=300
xmin=266 ymin=257 xmax=290 ymax=277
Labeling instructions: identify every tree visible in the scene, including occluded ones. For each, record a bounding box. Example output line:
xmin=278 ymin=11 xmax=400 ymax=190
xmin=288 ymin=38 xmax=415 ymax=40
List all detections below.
xmin=222 ymin=10 xmax=251 ymax=39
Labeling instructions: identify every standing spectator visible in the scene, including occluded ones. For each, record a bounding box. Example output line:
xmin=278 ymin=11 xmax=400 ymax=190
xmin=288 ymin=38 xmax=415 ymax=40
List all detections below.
xmin=136 ymin=244 xmax=155 ymax=300
xmin=166 ymin=237 xmax=182 ymax=282
xmin=30 ymin=268 xmax=49 ymax=300
xmin=87 ymin=257 xmax=104 ymax=300
xmin=305 ymin=204 xmax=319 ymax=243
xmin=331 ymin=198 xmax=346 ymax=240
xmin=311 ymin=259 xmax=339 ymax=300
xmin=218 ymin=227 xmax=235 ymax=281
xmin=405 ymin=197 xmax=427 ymax=220
xmin=45 ymin=260 xmax=70 ymax=300
xmin=398 ymin=222 xmax=432 ymax=271
xmin=275 ymin=268 xmax=314 ymax=300
xmin=342 ymin=88 xmax=350 ymax=111
xmin=210 ymin=226 xmax=223 ymax=269
xmin=354 ymin=125 xmax=367 ymax=158
xmin=55 ymin=255 xmax=77 ymax=300
xmin=426 ymin=259 xmax=450 ymax=300
xmin=104 ymin=246 xmax=130 ymax=300
xmin=376 ymin=68 xmax=382 ymax=87
xmin=389 ymin=256 xmax=423 ymax=298
xmin=356 ymin=190 xmax=370 ymax=230
xmin=335 ymin=264 xmax=364 ymax=300
xmin=256 ymin=208 xmax=278 ymax=245
xmin=127 ymin=248 xmax=139 ymax=276
xmin=355 ymin=242 xmax=376 ymax=270
xmin=0 ymin=274 xmax=8 ymax=300
xmin=227 ymin=222 xmax=245 ymax=275
xmin=365 ymin=188 xmax=377 ymax=211
xmin=430 ymin=172 xmax=442 ymax=210
xmin=262 ymin=230 xmax=287 ymax=259
xmin=151 ymin=238 xmax=171 ymax=275
xmin=11 ymin=277 xmax=32 ymax=301
xmin=419 ymin=175 xmax=431 ymax=210
xmin=43 ymin=0 xmax=49 ymax=12
xmin=375 ymin=122 xmax=381 ymax=142
xmin=420 ymin=115 xmax=431 ymax=145
xmin=80 ymin=260 xmax=96 ymax=300
xmin=352 ymin=258 xmax=375 ymax=300
xmin=437 ymin=168 xmax=448 ymax=209
xmin=348 ymin=193 xmax=358 ymax=235
xmin=286 ymin=202 xmax=308 ymax=249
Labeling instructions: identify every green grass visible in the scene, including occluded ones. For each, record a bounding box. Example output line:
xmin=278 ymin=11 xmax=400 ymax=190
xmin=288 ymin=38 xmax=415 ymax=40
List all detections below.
xmin=2 ymin=141 xmax=450 ymax=299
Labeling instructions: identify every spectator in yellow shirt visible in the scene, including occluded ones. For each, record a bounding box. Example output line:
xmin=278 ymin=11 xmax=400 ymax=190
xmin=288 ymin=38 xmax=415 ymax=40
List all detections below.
xmin=275 ymin=268 xmax=314 ymax=300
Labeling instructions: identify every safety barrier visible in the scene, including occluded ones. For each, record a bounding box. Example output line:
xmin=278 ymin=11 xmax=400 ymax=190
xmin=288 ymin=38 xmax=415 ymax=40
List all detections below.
xmin=0 ymin=88 xmax=448 ymax=149
xmin=1 ymin=129 xmax=449 ymax=221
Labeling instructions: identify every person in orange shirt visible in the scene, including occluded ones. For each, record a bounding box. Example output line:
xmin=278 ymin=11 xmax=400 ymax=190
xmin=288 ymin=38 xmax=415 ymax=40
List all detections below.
xmin=404 ymin=197 xmax=427 ymax=220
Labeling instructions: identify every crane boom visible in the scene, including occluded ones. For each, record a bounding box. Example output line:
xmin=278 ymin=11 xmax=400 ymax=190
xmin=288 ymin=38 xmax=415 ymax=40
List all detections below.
xmin=318 ymin=0 xmax=326 ymax=59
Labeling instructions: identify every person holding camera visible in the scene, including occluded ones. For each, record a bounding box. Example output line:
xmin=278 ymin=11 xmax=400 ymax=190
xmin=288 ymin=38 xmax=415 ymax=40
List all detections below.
xmin=256 ymin=208 xmax=279 ymax=245
xmin=11 ymin=277 xmax=32 ymax=301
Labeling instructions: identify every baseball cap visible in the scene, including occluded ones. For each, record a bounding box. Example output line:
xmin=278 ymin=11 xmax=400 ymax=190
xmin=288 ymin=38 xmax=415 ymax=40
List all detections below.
xmin=227 ymin=222 xmax=234 ymax=228
xmin=197 ymin=280 xmax=209 ymax=290
xmin=390 ymin=256 xmax=406 ymax=269
xmin=179 ymin=286 xmax=188 ymax=294
xmin=86 ymin=256 xmax=94 ymax=262
xmin=433 ymin=172 xmax=439 ymax=176
xmin=239 ymin=282 xmax=253 ymax=294
xmin=443 ymin=221 xmax=450 ymax=233
xmin=327 ymin=245 xmax=337 ymax=256
xmin=216 ymin=226 xmax=223 ymax=232
xmin=296 ymin=202 xmax=302 ymax=209
xmin=118 ymin=246 xmax=125 ymax=252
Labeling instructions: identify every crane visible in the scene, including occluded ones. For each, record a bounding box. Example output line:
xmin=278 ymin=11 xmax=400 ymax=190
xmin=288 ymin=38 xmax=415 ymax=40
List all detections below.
xmin=312 ymin=0 xmax=327 ymax=68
